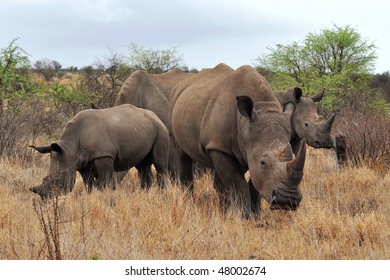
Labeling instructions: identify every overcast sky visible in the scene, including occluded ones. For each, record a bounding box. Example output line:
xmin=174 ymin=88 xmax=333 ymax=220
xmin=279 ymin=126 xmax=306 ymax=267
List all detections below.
xmin=1 ymin=0 xmax=389 ymax=73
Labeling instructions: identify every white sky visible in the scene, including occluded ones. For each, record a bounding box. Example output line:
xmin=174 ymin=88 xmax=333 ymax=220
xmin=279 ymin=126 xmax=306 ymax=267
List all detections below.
xmin=1 ymin=0 xmax=389 ymax=73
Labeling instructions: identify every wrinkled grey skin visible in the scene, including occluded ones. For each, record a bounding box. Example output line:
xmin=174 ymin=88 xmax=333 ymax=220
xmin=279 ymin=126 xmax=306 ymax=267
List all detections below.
xmin=273 ymin=87 xmax=335 ymax=155
xmin=169 ymin=64 xmax=306 ymax=217
xmin=30 ymin=104 xmax=169 ymax=199
xmin=114 ymin=69 xmax=194 ymax=179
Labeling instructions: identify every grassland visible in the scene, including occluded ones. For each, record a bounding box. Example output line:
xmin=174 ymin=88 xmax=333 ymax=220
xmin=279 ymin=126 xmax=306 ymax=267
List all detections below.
xmin=0 ymin=147 xmax=389 ymax=260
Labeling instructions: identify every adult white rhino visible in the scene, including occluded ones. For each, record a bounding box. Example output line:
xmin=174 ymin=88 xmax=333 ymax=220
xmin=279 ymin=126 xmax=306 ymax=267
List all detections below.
xmin=169 ymin=63 xmax=306 ymax=216
xmin=114 ymin=69 xmax=194 ymax=178
xmin=30 ymin=104 xmax=169 ymax=199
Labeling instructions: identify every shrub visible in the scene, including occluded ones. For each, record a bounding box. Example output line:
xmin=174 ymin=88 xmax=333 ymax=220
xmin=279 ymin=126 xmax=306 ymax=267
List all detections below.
xmin=334 ymin=108 xmax=390 ymax=171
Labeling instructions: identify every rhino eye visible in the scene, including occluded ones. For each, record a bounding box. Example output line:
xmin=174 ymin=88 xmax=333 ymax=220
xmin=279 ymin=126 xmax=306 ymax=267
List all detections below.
xmin=260 ymin=157 xmax=269 ymax=168
xmin=304 ymin=122 xmax=309 ymax=127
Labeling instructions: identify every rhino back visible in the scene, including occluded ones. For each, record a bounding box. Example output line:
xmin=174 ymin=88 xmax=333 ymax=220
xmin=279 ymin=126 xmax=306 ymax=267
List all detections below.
xmin=170 ymin=64 xmax=280 ymax=166
xmin=114 ymin=69 xmax=193 ymax=126
xmin=61 ymin=104 xmax=161 ymax=168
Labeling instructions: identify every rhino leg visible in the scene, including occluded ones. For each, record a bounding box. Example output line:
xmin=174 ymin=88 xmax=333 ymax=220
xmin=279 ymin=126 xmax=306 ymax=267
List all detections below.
xmin=136 ymin=164 xmax=154 ymax=190
xmin=248 ymin=179 xmax=261 ymax=218
xmin=94 ymin=157 xmax=115 ymax=190
xmin=178 ymin=151 xmax=194 ymax=193
xmin=151 ymin=126 xmax=169 ymax=189
xmin=213 ymin=173 xmax=230 ymax=212
xmin=79 ymin=169 xmax=95 ymax=193
xmin=209 ymin=150 xmax=251 ymax=218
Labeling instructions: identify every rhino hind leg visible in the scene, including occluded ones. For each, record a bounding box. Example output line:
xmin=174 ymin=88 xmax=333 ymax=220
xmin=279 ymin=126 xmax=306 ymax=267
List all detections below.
xmin=136 ymin=164 xmax=154 ymax=190
xmin=177 ymin=151 xmax=194 ymax=193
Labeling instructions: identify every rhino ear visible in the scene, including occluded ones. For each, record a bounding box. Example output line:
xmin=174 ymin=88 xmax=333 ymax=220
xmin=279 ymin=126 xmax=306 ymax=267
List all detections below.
xmin=283 ymin=101 xmax=296 ymax=118
xmin=50 ymin=143 xmax=63 ymax=154
xmin=90 ymin=103 xmax=100 ymax=109
xmin=236 ymin=96 xmax=255 ymax=121
xmin=293 ymin=87 xmax=303 ymax=102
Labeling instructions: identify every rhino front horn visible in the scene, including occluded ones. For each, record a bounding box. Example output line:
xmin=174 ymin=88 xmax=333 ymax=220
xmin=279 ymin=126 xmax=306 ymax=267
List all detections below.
xmin=287 ymin=139 xmax=306 ymax=183
xmin=30 ymin=145 xmax=51 ymax=154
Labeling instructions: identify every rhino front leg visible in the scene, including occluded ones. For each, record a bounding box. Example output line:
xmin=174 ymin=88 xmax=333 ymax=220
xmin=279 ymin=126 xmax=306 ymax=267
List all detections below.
xmin=79 ymin=168 xmax=95 ymax=193
xmin=248 ymin=179 xmax=261 ymax=218
xmin=209 ymin=150 xmax=251 ymax=218
xmin=93 ymin=157 xmax=115 ymax=190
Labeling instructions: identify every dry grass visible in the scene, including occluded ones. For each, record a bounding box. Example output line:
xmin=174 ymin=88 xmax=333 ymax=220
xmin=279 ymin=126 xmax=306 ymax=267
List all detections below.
xmin=0 ymin=147 xmax=389 ymax=260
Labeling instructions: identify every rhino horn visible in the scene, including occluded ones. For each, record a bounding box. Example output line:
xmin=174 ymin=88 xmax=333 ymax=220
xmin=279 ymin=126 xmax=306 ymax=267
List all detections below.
xmin=325 ymin=114 xmax=336 ymax=130
xmin=30 ymin=145 xmax=51 ymax=154
xmin=310 ymin=88 xmax=326 ymax=102
xmin=279 ymin=143 xmax=294 ymax=161
xmin=287 ymin=139 xmax=306 ymax=183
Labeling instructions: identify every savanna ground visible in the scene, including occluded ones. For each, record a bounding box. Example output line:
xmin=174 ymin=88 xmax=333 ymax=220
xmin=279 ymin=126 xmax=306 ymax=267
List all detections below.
xmin=0 ymin=146 xmax=389 ymax=260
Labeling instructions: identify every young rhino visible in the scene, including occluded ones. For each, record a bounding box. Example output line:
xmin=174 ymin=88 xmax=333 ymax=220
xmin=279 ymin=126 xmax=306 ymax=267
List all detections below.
xmin=273 ymin=87 xmax=336 ymax=154
xmin=30 ymin=104 xmax=169 ymax=199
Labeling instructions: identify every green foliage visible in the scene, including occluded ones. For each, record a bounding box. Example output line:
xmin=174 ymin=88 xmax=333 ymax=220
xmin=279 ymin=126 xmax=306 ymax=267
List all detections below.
xmin=0 ymin=38 xmax=36 ymax=103
xmin=128 ymin=43 xmax=184 ymax=73
xmin=304 ymin=25 xmax=377 ymax=75
xmin=255 ymin=24 xmax=381 ymax=112
xmin=46 ymin=82 xmax=99 ymax=115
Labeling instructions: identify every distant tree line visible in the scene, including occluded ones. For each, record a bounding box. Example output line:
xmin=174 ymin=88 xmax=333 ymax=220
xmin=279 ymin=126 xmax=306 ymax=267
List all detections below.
xmin=0 ymin=28 xmax=389 ymax=166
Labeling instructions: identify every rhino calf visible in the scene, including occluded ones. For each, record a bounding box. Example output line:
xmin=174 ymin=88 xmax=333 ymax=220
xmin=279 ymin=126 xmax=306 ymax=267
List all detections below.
xmin=30 ymin=104 xmax=169 ymax=199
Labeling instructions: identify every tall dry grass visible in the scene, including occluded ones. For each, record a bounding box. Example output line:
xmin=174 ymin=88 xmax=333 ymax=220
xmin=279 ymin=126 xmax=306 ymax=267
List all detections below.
xmin=0 ymin=147 xmax=389 ymax=260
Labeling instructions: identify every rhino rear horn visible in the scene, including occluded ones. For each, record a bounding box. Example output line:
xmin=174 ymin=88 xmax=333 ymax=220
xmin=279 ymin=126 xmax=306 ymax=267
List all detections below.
xmin=30 ymin=145 xmax=51 ymax=154
xmin=310 ymin=88 xmax=326 ymax=102
xmin=325 ymin=114 xmax=336 ymax=130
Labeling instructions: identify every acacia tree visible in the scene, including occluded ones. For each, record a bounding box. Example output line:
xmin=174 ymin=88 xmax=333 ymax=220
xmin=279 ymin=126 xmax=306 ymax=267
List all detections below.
xmin=255 ymin=24 xmax=379 ymax=111
xmin=94 ymin=50 xmax=132 ymax=106
xmin=0 ymin=38 xmax=33 ymax=104
xmin=128 ymin=43 xmax=185 ymax=73
xmin=34 ymin=58 xmax=62 ymax=81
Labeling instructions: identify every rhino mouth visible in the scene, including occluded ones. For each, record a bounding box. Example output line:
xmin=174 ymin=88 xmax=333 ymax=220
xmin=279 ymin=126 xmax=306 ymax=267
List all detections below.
xmin=269 ymin=186 xmax=302 ymax=211
xmin=308 ymin=138 xmax=333 ymax=149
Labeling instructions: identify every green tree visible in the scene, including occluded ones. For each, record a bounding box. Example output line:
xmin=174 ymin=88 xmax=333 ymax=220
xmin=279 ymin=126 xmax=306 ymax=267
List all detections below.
xmin=255 ymin=24 xmax=380 ymax=111
xmin=304 ymin=25 xmax=376 ymax=75
xmin=0 ymin=38 xmax=35 ymax=106
xmin=128 ymin=43 xmax=185 ymax=73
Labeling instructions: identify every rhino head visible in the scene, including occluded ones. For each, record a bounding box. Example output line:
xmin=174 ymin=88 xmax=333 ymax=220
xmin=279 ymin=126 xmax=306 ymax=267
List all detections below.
xmin=237 ymin=96 xmax=305 ymax=211
xmin=30 ymin=143 xmax=77 ymax=199
xmin=287 ymin=87 xmax=335 ymax=150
